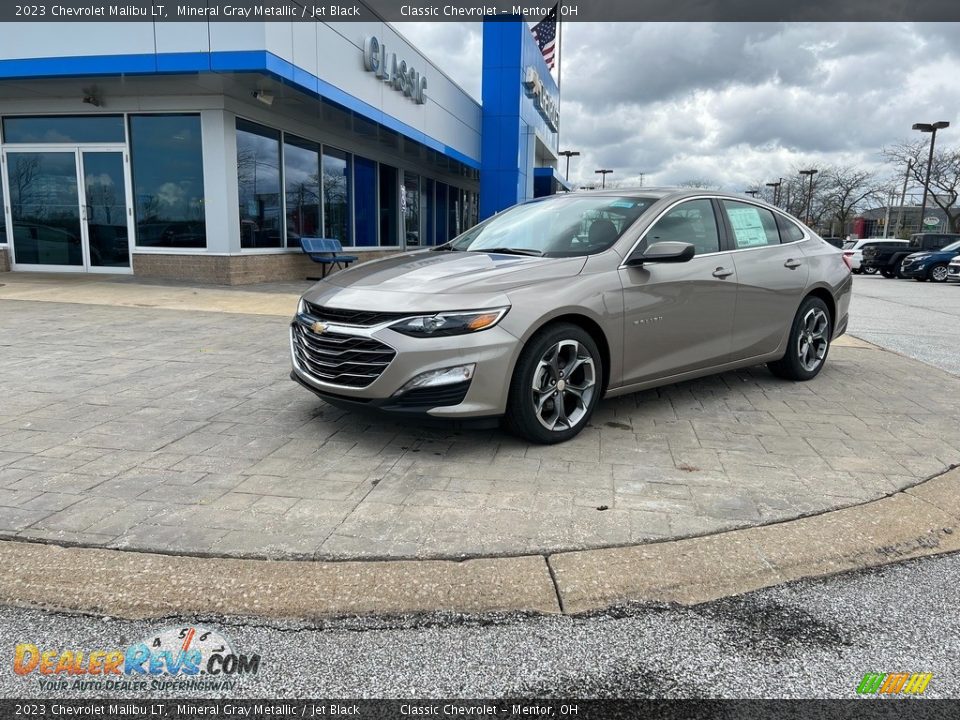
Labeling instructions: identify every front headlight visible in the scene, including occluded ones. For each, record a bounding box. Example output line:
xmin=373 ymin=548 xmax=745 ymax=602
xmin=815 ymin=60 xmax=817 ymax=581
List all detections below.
xmin=389 ymin=307 xmax=510 ymax=338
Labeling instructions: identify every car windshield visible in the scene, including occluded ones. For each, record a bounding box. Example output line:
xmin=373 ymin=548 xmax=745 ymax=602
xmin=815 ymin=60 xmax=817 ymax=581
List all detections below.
xmin=943 ymin=240 xmax=960 ymax=252
xmin=446 ymin=195 xmax=657 ymax=257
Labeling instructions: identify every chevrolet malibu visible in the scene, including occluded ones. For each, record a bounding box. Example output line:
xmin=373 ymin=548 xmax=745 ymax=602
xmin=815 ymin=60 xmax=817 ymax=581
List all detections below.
xmin=290 ymin=189 xmax=852 ymax=444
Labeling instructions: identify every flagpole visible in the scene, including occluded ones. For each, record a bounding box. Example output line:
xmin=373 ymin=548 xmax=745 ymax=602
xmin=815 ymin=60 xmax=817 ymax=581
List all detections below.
xmin=556 ymin=4 xmax=562 ymax=147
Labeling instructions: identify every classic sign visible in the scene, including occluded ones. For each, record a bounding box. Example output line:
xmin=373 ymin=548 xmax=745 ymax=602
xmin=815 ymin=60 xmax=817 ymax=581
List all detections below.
xmin=363 ymin=36 xmax=428 ymax=105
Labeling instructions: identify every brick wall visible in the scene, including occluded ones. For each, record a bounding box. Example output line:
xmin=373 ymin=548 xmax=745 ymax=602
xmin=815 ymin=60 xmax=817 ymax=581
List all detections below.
xmin=0 ymin=247 xmax=9 ymax=273
xmin=132 ymin=250 xmax=398 ymax=285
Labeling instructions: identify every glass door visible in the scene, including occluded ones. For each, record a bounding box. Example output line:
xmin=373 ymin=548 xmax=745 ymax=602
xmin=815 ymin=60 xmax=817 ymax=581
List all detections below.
xmin=2 ymin=147 xmax=132 ymax=272
xmin=80 ymin=150 xmax=131 ymax=270
xmin=4 ymin=150 xmax=85 ymax=269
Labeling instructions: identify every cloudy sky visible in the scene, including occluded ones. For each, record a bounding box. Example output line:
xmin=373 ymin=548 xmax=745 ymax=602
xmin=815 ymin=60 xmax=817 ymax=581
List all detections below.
xmin=396 ymin=22 xmax=959 ymax=193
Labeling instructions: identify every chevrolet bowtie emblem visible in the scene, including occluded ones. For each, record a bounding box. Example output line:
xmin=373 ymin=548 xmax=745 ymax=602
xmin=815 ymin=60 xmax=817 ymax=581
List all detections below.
xmin=311 ymin=321 xmax=328 ymax=335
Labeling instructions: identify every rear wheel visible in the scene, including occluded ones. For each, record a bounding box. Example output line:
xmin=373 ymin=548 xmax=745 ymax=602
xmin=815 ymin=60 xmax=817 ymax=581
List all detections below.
xmin=880 ymin=268 xmax=896 ymax=278
xmin=768 ymin=296 xmax=832 ymax=381
xmin=930 ymin=263 xmax=950 ymax=283
xmin=862 ymin=266 xmax=879 ymax=275
xmin=503 ymin=323 xmax=603 ymax=444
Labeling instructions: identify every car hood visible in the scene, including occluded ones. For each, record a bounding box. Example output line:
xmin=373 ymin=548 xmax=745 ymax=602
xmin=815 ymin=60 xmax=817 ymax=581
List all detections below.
xmin=321 ymin=250 xmax=587 ymax=294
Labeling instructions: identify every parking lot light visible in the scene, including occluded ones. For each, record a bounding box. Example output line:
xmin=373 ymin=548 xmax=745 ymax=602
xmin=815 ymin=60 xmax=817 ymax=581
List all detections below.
xmin=913 ymin=121 xmax=950 ymax=231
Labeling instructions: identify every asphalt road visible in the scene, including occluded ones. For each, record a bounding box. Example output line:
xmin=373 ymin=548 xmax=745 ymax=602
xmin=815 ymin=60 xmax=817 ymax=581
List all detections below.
xmin=1 ymin=550 xmax=959 ymax=700
xmin=848 ymin=273 xmax=960 ymax=375
xmin=3 ymin=273 xmax=960 ymax=701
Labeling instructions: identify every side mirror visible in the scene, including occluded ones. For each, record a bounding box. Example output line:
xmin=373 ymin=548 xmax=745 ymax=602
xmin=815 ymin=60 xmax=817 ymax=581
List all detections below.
xmin=626 ymin=241 xmax=696 ymax=266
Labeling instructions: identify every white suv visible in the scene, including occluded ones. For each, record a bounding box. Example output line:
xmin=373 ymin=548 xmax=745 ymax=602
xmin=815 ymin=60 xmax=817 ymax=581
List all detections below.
xmin=948 ymin=255 xmax=960 ymax=283
xmin=843 ymin=238 xmax=909 ymax=274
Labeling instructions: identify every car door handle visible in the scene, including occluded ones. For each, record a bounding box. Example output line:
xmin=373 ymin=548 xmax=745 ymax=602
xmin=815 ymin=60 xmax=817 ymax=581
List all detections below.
xmin=712 ymin=267 xmax=734 ymax=278
xmin=784 ymin=258 xmax=803 ymax=269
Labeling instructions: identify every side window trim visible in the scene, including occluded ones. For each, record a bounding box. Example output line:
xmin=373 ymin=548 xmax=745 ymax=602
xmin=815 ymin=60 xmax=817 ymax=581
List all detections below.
xmin=713 ymin=197 xmax=735 ymax=253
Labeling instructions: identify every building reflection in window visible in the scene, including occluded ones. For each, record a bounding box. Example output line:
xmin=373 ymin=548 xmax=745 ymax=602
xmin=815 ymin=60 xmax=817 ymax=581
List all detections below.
xmin=237 ymin=119 xmax=282 ymax=249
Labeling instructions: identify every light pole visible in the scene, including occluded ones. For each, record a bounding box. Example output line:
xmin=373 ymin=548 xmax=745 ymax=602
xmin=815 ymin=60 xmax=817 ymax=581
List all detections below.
xmin=912 ymin=121 xmax=950 ymax=231
xmin=559 ymin=150 xmax=580 ymax=182
xmin=799 ymin=169 xmax=818 ymax=225
xmin=595 ymin=169 xmax=613 ymax=189
xmin=766 ymin=179 xmax=782 ymax=206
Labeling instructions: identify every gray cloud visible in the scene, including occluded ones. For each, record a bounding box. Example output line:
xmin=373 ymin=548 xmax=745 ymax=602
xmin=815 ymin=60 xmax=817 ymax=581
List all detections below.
xmin=397 ymin=21 xmax=960 ymax=191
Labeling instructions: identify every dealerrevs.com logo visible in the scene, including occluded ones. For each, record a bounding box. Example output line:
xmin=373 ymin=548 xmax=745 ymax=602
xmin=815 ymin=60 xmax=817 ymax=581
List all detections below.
xmin=14 ymin=625 xmax=261 ymax=692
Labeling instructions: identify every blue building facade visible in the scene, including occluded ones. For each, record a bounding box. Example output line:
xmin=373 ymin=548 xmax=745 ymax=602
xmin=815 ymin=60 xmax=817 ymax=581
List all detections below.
xmin=0 ymin=15 xmax=563 ymax=282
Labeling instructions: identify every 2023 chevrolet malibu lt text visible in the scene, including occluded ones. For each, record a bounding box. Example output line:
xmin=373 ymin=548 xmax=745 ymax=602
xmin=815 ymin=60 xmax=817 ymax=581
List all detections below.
xmin=290 ymin=189 xmax=852 ymax=444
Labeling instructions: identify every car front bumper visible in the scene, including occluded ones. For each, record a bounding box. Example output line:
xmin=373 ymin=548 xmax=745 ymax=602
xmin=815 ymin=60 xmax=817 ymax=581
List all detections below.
xmin=899 ymin=264 xmax=929 ymax=279
xmin=289 ymin=315 xmax=520 ymax=419
xmin=948 ymin=264 xmax=960 ymax=282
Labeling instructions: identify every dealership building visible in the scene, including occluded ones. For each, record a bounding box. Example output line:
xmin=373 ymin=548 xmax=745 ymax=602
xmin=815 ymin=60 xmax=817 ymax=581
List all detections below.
xmin=0 ymin=14 xmax=566 ymax=283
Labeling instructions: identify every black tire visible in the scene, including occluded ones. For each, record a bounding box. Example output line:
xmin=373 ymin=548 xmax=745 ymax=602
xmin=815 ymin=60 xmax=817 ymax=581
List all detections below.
xmin=929 ymin=263 xmax=950 ymax=283
xmin=862 ymin=266 xmax=879 ymax=275
xmin=503 ymin=323 xmax=603 ymax=444
xmin=767 ymin=296 xmax=832 ymax=381
xmin=880 ymin=268 xmax=896 ymax=278
xmin=896 ymin=260 xmax=909 ymax=278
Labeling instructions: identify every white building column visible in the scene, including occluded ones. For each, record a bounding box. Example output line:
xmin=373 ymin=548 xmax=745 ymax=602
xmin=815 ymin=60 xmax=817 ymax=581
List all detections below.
xmin=201 ymin=109 xmax=240 ymax=254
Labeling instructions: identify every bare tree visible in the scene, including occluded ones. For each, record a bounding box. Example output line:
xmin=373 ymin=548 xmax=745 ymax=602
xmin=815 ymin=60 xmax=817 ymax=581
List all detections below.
xmin=884 ymin=141 xmax=960 ymax=232
xmin=676 ymin=178 xmax=721 ymax=190
xmin=819 ymin=166 xmax=881 ymax=237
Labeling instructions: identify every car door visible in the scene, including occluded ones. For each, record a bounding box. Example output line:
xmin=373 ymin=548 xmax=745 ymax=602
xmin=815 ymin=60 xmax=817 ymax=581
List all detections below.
xmin=618 ymin=198 xmax=738 ymax=385
xmin=719 ymin=200 xmax=810 ymax=361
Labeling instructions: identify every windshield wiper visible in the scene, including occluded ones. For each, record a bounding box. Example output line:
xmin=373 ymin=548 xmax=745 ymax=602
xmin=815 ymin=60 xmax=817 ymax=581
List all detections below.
xmin=471 ymin=247 xmax=544 ymax=257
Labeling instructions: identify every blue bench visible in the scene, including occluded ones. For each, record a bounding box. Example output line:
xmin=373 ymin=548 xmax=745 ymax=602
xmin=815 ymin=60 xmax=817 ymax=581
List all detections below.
xmin=300 ymin=237 xmax=358 ymax=279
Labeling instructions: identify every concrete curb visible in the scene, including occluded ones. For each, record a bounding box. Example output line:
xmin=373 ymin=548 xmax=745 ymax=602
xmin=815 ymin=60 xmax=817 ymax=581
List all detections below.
xmin=1 ymin=467 xmax=957 ymax=621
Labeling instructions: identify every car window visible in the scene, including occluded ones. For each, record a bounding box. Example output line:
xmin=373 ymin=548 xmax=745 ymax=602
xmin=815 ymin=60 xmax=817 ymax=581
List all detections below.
xmin=843 ymin=240 xmax=857 ymax=249
xmin=643 ymin=199 xmax=720 ymax=256
xmin=943 ymin=240 xmax=960 ymax=252
xmin=776 ymin=215 xmax=806 ymax=243
xmin=721 ymin=200 xmax=780 ymax=249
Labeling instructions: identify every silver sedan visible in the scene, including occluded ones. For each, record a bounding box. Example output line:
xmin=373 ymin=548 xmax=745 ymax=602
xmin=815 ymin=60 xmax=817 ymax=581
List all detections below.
xmin=291 ymin=189 xmax=852 ymax=443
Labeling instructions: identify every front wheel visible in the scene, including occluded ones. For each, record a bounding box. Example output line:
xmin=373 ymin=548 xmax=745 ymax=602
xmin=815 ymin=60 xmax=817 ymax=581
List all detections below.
xmin=862 ymin=266 xmax=879 ymax=275
xmin=880 ymin=268 xmax=896 ymax=278
xmin=930 ymin=263 xmax=950 ymax=283
xmin=768 ymin=297 xmax=832 ymax=381
xmin=503 ymin=323 xmax=603 ymax=444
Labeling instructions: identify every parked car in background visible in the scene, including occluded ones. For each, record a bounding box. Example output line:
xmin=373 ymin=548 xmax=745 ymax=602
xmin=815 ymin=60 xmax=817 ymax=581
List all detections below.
xmin=843 ymin=238 xmax=907 ymax=275
xmin=948 ymin=256 xmax=960 ymax=283
xmin=899 ymin=240 xmax=960 ymax=282
xmin=822 ymin=237 xmax=845 ymax=249
xmin=291 ymin=189 xmax=852 ymax=444
xmin=862 ymin=233 xmax=960 ymax=278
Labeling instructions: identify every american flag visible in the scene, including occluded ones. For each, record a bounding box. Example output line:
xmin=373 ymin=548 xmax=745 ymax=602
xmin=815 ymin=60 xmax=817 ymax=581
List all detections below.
xmin=531 ymin=4 xmax=558 ymax=70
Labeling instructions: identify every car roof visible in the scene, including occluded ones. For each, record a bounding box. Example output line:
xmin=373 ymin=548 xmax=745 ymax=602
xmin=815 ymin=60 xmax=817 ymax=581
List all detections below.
xmin=567 ymin=186 xmax=786 ymax=208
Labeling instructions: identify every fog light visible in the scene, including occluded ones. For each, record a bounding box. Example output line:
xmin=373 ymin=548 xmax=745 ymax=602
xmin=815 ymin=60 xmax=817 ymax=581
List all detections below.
xmin=394 ymin=364 xmax=475 ymax=395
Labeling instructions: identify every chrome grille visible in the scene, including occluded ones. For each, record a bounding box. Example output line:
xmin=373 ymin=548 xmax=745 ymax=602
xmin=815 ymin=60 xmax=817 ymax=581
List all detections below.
xmin=291 ymin=323 xmax=396 ymax=388
xmin=304 ymin=302 xmax=411 ymax=327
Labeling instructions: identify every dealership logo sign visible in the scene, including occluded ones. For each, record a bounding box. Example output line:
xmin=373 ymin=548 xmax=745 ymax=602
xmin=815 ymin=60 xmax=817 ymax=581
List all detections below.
xmin=363 ymin=36 xmax=428 ymax=105
xmin=523 ymin=67 xmax=560 ymax=132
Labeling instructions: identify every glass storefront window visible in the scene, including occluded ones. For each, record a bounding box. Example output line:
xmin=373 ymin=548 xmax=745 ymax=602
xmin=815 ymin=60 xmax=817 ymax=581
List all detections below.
xmin=424 ymin=179 xmax=435 ymax=246
xmin=3 ymin=115 xmax=125 ymax=144
xmin=0 ymin=170 xmax=7 ymax=244
xmin=354 ymin=156 xmax=378 ymax=247
xmin=129 ymin=114 xmax=206 ymax=249
xmin=403 ymin=172 xmax=421 ymax=247
xmin=322 ymin=147 xmax=351 ymax=246
xmin=283 ymin=135 xmax=320 ymax=248
xmin=237 ymin=119 xmax=282 ymax=249
xmin=448 ymin=187 xmax=463 ymax=240
xmin=379 ymin=163 xmax=399 ymax=247
xmin=436 ymin=182 xmax=449 ymax=243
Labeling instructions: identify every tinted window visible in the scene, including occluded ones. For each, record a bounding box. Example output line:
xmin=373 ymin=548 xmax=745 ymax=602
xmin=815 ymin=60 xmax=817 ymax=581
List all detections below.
xmin=322 ymin=147 xmax=351 ymax=246
xmin=354 ymin=155 xmax=377 ymax=247
xmin=283 ymin=135 xmax=320 ymax=248
xmin=776 ymin=214 xmax=805 ymax=243
xmin=4 ymin=115 xmax=125 ymax=144
xmin=129 ymin=114 xmax=206 ymax=249
xmin=0 ymin=170 xmax=6 ymax=244
xmin=722 ymin=201 xmax=780 ymax=249
xmin=644 ymin=199 xmax=720 ymax=256
xmin=237 ymin=119 xmax=282 ymax=249
xmin=379 ymin=163 xmax=399 ymax=247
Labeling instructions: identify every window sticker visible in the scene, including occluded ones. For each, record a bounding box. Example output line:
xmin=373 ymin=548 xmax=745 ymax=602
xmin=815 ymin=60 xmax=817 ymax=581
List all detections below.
xmin=727 ymin=207 xmax=770 ymax=248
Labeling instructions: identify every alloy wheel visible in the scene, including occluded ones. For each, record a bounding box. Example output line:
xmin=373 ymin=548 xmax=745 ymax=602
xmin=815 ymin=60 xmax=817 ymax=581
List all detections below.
xmin=531 ymin=339 xmax=597 ymax=431
xmin=931 ymin=265 xmax=949 ymax=282
xmin=797 ymin=308 xmax=830 ymax=372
